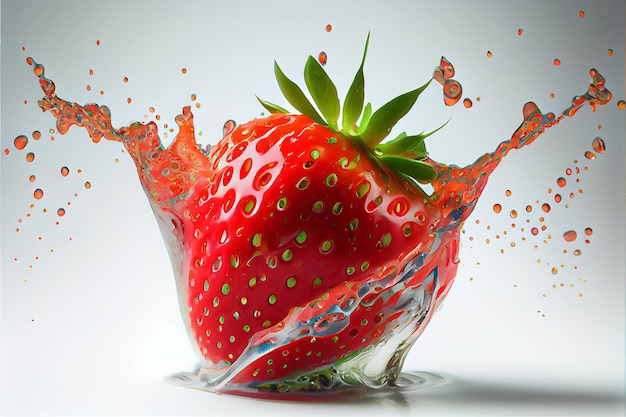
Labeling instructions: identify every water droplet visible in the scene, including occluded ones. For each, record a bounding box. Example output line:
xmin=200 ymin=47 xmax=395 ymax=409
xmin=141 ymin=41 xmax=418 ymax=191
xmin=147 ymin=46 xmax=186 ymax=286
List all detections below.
xmin=607 ymin=48 xmax=614 ymax=57
xmin=584 ymin=227 xmax=593 ymax=236
xmin=14 ymin=135 xmax=28 ymax=150
xmin=553 ymin=58 xmax=561 ymax=66
xmin=492 ymin=203 xmax=502 ymax=213
xmin=123 ymin=76 xmax=129 ymax=83
xmin=96 ymin=39 xmax=101 ymax=46
xmin=563 ymin=230 xmax=577 ymax=242
xmin=541 ymin=203 xmax=551 ymax=213
xmin=463 ymin=98 xmax=473 ymax=108
xmin=510 ymin=209 xmax=518 ymax=218
xmin=60 ymin=166 xmax=69 ymax=177
xmin=325 ymin=24 xmax=332 ymax=32
xmin=181 ymin=68 xmax=187 ymax=74
xmin=531 ymin=227 xmax=539 ymax=236
xmin=578 ymin=10 xmax=585 ymax=18
xmin=318 ymin=52 xmax=328 ymax=66
xmin=591 ymin=137 xmax=606 ymax=153
xmin=617 ymin=100 xmax=625 ymax=109
xmin=486 ymin=51 xmax=493 ymax=58
xmin=33 ymin=188 xmax=44 ymax=199
xmin=584 ymin=151 xmax=596 ymax=160
xmin=554 ymin=194 xmax=562 ymax=203
xmin=551 ymin=267 xmax=558 ymax=275
xmin=26 ymin=152 xmax=35 ymax=162
xmin=556 ymin=177 xmax=566 ymax=187
xmin=57 ymin=208 xmax=66 ymax=217
xmin=574 ymin=249 xmax=582 ymax=256
xmin=517 ymin=28 xmax=524 ymax=36
xmin=505 ymin=189 xmax=512 ymax=197
xmin=32 ymin=131 xmax=41 ymax=140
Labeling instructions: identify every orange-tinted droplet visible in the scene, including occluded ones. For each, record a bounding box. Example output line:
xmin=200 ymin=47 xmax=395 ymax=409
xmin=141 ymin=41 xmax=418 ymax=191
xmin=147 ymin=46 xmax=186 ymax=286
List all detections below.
xmin=517 ymin=28 xmax=524 ymax=36
xmin=127 ymin=97 xmax=132 ymax=104
xmin=325 ymin=24 xmax=332 ymax=32
xmin=505 ymin=189 xmax=512 ymax=197
xmin=149 ymin=107 xmax=155 ymax=113
xmin=86 ymin=85 xmax=91 ymax=91
xmin=541 ymin=203 xmax=551 ymax=213
xmin=510 ymin=209 xmax=518 ymax=219
xmin=607 ymin=48 xmax=614 ymax=56
xmin=32 ymin=131 xmax=41 ymax=140
xmin=551 ymin=267 xmax=558 ymax=275
xmin=584 ymin=227 xmax=592 ymax=236
xmin=57 ymin=208 xmax=66 ymax=217
xmin=554 ymin=194 xmax=562 ymax=203
xmin=463 ymin=98 xmax=473 ymax=108
xmin=553 ymin=59 xmax=561 ymax=66
xmin=565 ymin=167 xmax=572 ymax=175
xmin=584 ymin=151 xmax=596 ymax=160
xmin=318 ymin=52 xmax=328 ymax=66
xmin=486 ymin=51 xmax=493 ymax=58
xmin=29 ymin=175 xmax=36 ymax=182
xmin=617 ymin=100 xmax=625 ymax=109
xmin=492 ymin=203 xmax=502 ymax=214
xmin=181 ymin=68 xmax=187 ymax=74
xmin=592 ymin=137 xmax=606 ymax=153
xmin=14 ymin=135 xmax=28 ymax=150
xmin=574 ymin=249 xmax=582 ymax=256
xmin=26 ymin=152 xmax=35 ymax=162
xmin=85 ymin=181 xmax=92 ymax=189
xmin=60 ymin=166 xmax=69 ymax=177
xmin=556 ymin=177 xmax=566 ymax=187
xmin=563 ymin=230 xmax=577 ymax=242
xmin=191 ymin=93 xmax=197 ymax=101
xmin=525 ymin=205 xmax=532 ymax=212
xmin=531 ymin=227 xmax=539 ymax=236
xmin=33 ymin=188 xmax=44 ymax=199
xmin=96 ymin=40 xmax=101 ymax=46
xmin=123 ymin=76 xmax=129 ymax=83
xmin=578 ymin=11 xmax=585 ymax=18
xmin=549 ymin=93 xmax=555 ymax=99
xmin=3 ymin=148 xmax=9 ymax=155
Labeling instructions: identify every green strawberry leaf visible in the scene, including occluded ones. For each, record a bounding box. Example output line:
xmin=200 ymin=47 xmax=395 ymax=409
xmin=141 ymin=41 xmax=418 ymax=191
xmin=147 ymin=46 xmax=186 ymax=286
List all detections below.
xmin=255 ymin=95 xmax=289 ymax=115
xmin=359 ymin=79 xmax=432 ymax=147
xmin=274 ymin=60 xmax=327 ymax=126
xmin=304 ymin=56 xmax=340 ymax=130
xmin=379 ymin=155 xmax=438 ymax=183
xmin=356 ymin=102 xmax=373 ymax=135
xmin=342 ymin=33 xmax=370 ymax=135
xmin=376 ymin=119 xmax=449 ymax=157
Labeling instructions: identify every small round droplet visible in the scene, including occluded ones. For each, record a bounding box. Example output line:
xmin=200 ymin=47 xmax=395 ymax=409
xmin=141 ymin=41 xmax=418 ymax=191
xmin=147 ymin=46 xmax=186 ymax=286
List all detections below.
xmin=531 ymin=227 xmax=539 ymax=236
xmin=57 ymin=208 xmax=66 ymax=217
xmin=584 ymin=227 xmax=593 ymax=236
xmin=510 ymin=209 xmax=517 ymax=219
xmin=181 ymin=68 xmax=187 ymax=74
xmin=486 ymin=51 xmax=493 ymax=58
xmin=617 ymin=100 xmax=625 ymax=109
xmin=318 ymin=52 xmax=328 ymax=66
xmin=123 ymin=76 xmax=129 ymax=83
xmin=563 ymin=230 xmax=577 ymax=242
xmin=607 ymin=48 xmax=614 ymax=57
xmin=60 ymin=166 xmax=70 ymax=177
xmin=573 ymin=249 xmax=582 ymax=256
xmin=578 ymin=10 xmax=585 ymax=18
xmin=541 ymin=203 xmax=551 ymax=213
xmin=584 ymin=151 xmax=596 ymax=160
xmin=26 ymin=152 xmax=35 ymax=162
xmin=32 ymin=131 xmax=41 ymax=140
xmin=14 ymin=135 xmax=28 ymax=150
xmin=463 ymin=98 xmax=473 ymax=108
xmin=492 ymin=203 xmax=502 ymax=214
xmin=517 ymin=28 xmax=524 ymax=36
xmin=556 ymin=177 xmax=566 ymax=187
xmin=553 ymin=58 xmax=561 ymax=66
xmin=325 ymin=24 xmax=332 ymax=32
xmin=33 ymin=188 xmax=44 ymax=199
xmin=591 ymin=137 xmax=606 ymax=153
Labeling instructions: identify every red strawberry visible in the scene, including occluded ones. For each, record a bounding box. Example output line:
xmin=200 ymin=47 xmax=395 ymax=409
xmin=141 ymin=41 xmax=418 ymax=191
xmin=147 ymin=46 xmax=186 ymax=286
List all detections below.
xmin=29 ymin=37 xmax=479 ymax=395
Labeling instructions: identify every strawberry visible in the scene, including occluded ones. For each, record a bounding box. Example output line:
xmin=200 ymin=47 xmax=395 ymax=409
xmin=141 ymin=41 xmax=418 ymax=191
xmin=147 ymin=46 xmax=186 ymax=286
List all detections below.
xmin=29 ymin=36 xmax=482 ymax=395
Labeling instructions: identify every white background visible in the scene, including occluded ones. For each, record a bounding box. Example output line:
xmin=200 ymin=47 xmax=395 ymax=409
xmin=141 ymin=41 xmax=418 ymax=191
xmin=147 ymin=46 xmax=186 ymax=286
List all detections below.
xmin=1 ymin=1 xmax=624 ymax=416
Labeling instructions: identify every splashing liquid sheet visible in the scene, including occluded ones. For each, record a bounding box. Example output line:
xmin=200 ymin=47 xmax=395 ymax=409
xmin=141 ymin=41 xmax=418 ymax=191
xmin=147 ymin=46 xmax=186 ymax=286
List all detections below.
xmin=26 ymin=55 xmax=611 ymax=398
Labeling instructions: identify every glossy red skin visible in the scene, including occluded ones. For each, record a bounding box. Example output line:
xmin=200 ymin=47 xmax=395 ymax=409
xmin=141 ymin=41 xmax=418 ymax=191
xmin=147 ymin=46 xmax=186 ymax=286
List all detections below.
xmin=173 ymin=113 xmax=445 ymax=378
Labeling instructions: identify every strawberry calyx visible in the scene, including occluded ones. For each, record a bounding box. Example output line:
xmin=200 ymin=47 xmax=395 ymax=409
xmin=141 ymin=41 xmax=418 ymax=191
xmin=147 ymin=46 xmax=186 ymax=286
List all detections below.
xmin=257 ymin=33 xmax=445 ymax=188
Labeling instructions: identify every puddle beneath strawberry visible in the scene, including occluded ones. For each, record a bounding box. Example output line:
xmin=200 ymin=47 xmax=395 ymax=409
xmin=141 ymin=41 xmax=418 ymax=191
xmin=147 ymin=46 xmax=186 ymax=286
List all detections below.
xmin=16 ymin=42 xmax=613 ymax=397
